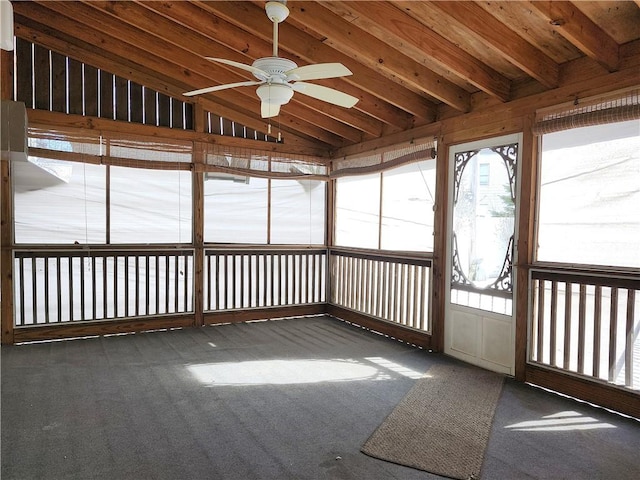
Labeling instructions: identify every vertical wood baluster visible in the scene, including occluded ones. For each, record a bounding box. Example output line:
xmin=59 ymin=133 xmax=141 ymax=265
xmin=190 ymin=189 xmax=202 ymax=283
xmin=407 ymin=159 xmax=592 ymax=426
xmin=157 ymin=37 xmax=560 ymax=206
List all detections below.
xmin=593 ymin=285 xmax=602 ymax=378
xmin=44 ymin=257 xmax=50 ymax=324
xmin=68 ymin=257 xmax=73 ymax=322
xmin=19 ymin=257 xmax=25 ymax=325
xmin=563 ymin=282 xmax=572 ymax=370
xmin=550 ymin=281 xmax=558 ymax=367
xmin=91 ymin=256 xmax=97 ymax=320
xmin=536 ymin=280 xmax=546 ymax=362
xmin=608 ymin=288 xmax=619 ymax=382
xmin=578 ymin=284 xmax=587 ymax=374
xmin=625 ymin=289 xmax=635 ymax=387
xmin=80 ymin=256 xmax=86 ymax=321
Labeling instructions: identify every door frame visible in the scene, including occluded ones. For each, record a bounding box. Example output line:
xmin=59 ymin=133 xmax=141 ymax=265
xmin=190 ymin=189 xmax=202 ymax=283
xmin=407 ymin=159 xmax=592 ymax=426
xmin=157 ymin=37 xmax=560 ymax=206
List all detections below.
xmin=444 ymin=133 xmax=523 ymax=375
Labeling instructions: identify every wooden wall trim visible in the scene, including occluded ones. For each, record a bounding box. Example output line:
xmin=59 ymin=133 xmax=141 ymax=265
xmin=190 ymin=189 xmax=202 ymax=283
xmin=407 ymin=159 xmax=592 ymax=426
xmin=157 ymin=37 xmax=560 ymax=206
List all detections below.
xmin=12 ymin=315 xmax=195 ymax=343
xmin=525 ymin=363 xmax=640 ymax=420
xmin=204 ymin=304 xmax=327 ymax=326
xmin=326 ymin=304 xmax=433 ymax=350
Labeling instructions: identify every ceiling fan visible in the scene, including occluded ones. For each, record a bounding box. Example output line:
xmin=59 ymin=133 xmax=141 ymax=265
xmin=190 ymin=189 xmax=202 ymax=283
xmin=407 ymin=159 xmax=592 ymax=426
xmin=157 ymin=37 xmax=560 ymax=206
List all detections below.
xmin=183 ymin=1 xmax=359 ymax=118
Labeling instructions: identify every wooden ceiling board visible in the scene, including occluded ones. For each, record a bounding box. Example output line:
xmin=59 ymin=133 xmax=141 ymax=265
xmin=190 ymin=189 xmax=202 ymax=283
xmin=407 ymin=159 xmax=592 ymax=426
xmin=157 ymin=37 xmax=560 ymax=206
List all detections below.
xmin=9 ymin=0 xmax=640 ymax=153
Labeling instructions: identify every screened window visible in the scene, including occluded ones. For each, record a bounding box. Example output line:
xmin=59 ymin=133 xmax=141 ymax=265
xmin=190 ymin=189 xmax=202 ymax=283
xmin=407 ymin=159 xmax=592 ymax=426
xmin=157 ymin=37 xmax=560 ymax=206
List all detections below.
xmin=13 ymin=159 xmax=106 ymax=244
xmin=537 ymin=120 xmax=640 ymax=268
xmin=334 ymin=173 xmax=380 ymax=249
xmin=335 ymin=159 xmax=436 ymax=251
xmin=110 ymin=166 xmax=192 ymax=244
xmin=204 ymin=175 xmax=268 ymax=244
xmin=270 ymin=179 xmax=325 ymax=245
xmin=381 ymin=161 xmax=436 ymax=251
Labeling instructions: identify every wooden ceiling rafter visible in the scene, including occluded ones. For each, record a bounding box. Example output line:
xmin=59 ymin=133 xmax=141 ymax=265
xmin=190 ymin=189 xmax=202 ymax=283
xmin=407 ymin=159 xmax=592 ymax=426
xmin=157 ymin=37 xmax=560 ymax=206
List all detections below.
xmin=13 ymin=8 xmax=334 ymax=151
xmin=529 ymin=1 xmax=620 ymax=72
xmin=23 ymin=1 xmax=350 ymax=148
xmin=321 ymin=1 xmax=512 ymax=101
xmin=72 ymin=0 xmax=373 ymax=144
xmin=283 ymin=1 xmax=472 ymax=112
xmin=422 ymin=2 xmax=560 ymax=89
xmin=182 ymin=0 xmax=420 ymax=129
xmin=8 ymin=0 xmax=639 ymax=153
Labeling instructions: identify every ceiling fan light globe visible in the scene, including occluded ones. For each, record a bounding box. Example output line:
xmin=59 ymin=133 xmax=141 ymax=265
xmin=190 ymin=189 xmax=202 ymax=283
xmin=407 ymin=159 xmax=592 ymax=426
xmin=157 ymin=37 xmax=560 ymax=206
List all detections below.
xmin=257 ymin=84 xmax=294 ymax=106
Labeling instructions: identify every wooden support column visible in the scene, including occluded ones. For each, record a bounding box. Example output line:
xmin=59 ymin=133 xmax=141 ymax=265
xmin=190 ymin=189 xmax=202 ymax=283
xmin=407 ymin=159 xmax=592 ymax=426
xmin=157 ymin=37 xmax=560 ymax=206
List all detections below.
xmin=1 ymin=48 xmax=15 ymax=344
xmin=515 ymin=115 xmax=538 ymax=381
xmin=1 ymin=49 xmax=13 ymax=100
xmin=430 ymin=135 xmax=447 ymax=352
xmin=192 ymin=104 xmax=205 ymax=328
xmin=1 ymin=158 xmax=14 ymax=344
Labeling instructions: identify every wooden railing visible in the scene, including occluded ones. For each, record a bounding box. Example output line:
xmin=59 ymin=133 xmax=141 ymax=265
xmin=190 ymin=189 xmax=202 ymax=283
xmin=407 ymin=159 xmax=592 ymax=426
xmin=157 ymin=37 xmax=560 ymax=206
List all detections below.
xmin=204 ymin=248 xmax=327 ymax=311
xmin=13 ymin=248 xmax=194 ymax=326
xmin=329 ymin=248 xmax=432 ymax=332
xmin=529 ymin=268 xmax=639 ymax=391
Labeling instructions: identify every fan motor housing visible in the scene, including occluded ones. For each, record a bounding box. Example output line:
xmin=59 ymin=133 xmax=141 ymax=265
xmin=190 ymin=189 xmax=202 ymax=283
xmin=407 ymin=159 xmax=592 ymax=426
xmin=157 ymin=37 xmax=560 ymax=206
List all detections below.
xmin=252 ymin=57 xmax=298 ymax=82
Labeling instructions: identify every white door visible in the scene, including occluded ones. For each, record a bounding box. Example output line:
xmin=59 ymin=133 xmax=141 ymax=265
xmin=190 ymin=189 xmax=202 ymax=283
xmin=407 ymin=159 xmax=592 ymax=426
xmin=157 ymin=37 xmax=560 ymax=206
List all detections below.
xmin=445 ymin=133 xmax=522 ymax=375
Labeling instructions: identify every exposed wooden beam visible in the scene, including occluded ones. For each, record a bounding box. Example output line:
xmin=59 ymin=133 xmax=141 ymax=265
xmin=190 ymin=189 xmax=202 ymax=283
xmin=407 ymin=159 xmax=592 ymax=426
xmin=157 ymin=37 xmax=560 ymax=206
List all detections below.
xmin=284 ymin=1 xmax=472 ymax=112
xmin=16 ymin=2 xmax=345 ymax=148
xmin=191 ymin=0 xmax=432 ymax=124
xmin=82 ymin=1 xmax=379 ymax=141
xmin=27 ymin=109 xmax=333 ymax=158
xmin=322 ymin=1 xmax=511 ymax=102
xmin=122 ymin=1 xmax=385 ymax=139
xmin=421 ymin=2 xmax=559 ymax=89
xmin=13 ymin=17 xmax=327 ymax=152
xmin=49 ymin=1 xmax=362 ymax=145
xmin=140 ymin=1 xmax=412 ymax=131
xmin=529 ymin=1 xmax=619 ymax=72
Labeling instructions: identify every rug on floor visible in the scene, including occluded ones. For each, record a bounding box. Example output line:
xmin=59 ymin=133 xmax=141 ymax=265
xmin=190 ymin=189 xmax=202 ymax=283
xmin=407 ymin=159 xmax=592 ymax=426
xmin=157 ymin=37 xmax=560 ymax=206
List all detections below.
xmin=361 ymin=362 xmax=504 ymax=480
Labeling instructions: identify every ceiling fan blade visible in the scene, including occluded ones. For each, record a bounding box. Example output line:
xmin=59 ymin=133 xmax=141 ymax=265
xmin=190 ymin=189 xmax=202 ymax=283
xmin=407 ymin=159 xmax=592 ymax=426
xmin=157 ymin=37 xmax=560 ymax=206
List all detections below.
xmin=183 ymin=80 xmax=263 ymax=97
xmin=285 ymin=63 xmax=353 ymax=81
xmin=261 ymin=102 xmax=281 ymax=118
xmin=205 ymin=57 xmax=269 ymax=78
xmin=291 ymin=82 xmax=359 ymax=108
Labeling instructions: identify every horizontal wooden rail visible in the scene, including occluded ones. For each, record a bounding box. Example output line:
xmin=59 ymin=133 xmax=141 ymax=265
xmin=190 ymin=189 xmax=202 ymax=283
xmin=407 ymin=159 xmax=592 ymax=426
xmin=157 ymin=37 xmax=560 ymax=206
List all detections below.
xmin=529 ymin=267 xmax=639 ymax=391
xmin=329 ymin=248 xmax=432 ymax=333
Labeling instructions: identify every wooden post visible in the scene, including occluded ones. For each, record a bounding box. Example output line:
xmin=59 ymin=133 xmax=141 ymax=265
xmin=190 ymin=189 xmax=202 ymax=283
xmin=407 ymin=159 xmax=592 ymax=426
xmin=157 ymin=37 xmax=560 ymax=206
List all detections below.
xmin=192 ymin=104 xmax=205 ymax=327
xmin=431 ymin=134 xmax=447 ymax=352
xmin=1 ymin=158 xmax=14 ymax=344
xmin=515 ymin=115 xmax=538 ymax=381
xmin=1 ymin=48 xmax=15 ymax=343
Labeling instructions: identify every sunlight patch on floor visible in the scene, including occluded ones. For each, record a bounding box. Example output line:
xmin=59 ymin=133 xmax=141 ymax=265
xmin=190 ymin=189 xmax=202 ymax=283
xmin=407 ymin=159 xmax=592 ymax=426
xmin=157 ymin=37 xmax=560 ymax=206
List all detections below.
xmin=505 ymin=410 xmax=616 ymax=432
xmin=187 ymin=358 xmax=383 ymax=386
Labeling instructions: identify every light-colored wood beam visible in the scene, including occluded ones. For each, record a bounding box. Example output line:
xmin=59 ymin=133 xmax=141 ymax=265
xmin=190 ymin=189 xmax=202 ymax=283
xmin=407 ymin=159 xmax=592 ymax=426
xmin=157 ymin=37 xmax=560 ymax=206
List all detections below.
xmin=529 ymin=1 xmax=619 ymax=72
xmin=283 ymin=1 xmax=471 ymax=112
xmin=27 ymin=108 xmax=332 ymax=158
xmin=141 ymin=1 xmax=414 ymax=131
xmin=15 ymin=3 xmax=343 ymax=148
xmin=191 ymin=0 xmax=432 ymax=124
xmin=421 ymin=2 xmax=559 ymax=89
xmin=322 ymin=1 xmax=511 ymax=102
xmin=36 ymin=1 xmax=359 ymax=145
xmin=81 ymin=1 xmax=381 ymax=141
xmin=14 ymin=18 xmax=328 ymax=153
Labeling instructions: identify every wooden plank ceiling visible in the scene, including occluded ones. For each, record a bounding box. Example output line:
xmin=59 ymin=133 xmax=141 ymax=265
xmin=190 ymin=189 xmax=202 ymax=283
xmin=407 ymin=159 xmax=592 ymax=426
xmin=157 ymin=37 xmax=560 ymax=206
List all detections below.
xmin=12 ymin=1 xmax=640 ymax=153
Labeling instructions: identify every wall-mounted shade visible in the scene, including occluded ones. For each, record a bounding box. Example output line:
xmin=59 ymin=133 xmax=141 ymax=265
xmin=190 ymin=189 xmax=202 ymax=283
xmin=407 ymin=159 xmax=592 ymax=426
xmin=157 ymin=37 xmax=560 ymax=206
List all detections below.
xmin=0 ymin=0 xmax=14 ymax=51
